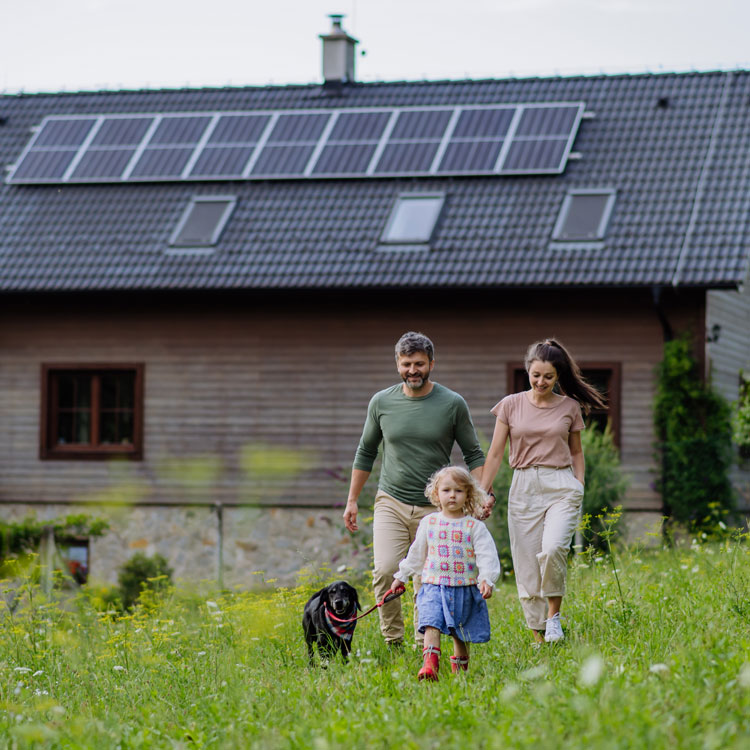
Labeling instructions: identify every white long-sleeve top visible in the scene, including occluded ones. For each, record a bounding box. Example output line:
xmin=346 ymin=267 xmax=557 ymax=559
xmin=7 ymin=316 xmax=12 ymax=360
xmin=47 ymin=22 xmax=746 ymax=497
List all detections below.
xmin=394 ymin=512 xmax=501 ymax=588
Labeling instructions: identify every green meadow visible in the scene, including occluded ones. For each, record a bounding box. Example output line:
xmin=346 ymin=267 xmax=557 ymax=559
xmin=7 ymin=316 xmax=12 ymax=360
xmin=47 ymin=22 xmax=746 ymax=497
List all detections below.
xmin=1 ymin=534 xmax=750 ymax=749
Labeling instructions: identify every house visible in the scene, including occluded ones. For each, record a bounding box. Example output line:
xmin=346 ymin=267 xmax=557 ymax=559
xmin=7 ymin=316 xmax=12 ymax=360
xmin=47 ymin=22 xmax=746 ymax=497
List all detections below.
xmin=1 ymin=18 xmax=749 ymax=586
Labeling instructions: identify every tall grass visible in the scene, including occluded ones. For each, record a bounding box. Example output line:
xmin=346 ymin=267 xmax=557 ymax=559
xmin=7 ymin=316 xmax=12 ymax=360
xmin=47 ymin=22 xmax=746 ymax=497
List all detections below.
xmin=1 ymin=534 xmax=750 ymax=749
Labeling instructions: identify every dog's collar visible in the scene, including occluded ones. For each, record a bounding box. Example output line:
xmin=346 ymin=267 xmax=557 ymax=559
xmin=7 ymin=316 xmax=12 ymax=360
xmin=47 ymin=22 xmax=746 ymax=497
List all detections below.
xmin=324 ymin=608 xmax=356 ymax=640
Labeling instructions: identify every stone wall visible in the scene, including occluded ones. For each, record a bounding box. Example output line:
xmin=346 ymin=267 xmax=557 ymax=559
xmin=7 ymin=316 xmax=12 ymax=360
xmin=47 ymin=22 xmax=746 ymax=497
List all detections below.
xmin=1 ymin=503 xmax=371 ymax=589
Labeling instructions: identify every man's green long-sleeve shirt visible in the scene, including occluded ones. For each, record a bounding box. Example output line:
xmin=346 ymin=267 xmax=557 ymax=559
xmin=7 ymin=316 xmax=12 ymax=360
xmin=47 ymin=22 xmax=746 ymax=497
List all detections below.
xmin=352 ymin=383 xmax=485 ymax=506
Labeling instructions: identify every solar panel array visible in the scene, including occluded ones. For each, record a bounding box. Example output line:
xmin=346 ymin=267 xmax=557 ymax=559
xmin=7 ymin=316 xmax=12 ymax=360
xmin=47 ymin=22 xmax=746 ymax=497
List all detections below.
xmin=7 ymin=102 xmax=585 ymax=184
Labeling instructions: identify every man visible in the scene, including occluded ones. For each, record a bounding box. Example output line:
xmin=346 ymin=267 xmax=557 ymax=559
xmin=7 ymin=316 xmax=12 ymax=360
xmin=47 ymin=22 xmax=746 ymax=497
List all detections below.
xmin=343 ymin=332 xmax=485 ymax=646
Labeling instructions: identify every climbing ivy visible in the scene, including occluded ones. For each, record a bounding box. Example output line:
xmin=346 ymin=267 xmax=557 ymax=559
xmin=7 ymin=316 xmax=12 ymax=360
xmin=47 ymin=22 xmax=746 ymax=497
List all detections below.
xmin=653 ymin=335 xmax=734 ymax=530
xmin=733 ymin=370 xmax=750 ymax=459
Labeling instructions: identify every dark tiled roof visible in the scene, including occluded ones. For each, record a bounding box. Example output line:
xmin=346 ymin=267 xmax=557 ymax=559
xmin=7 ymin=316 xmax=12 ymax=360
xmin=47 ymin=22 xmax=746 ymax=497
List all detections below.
xmin=1 ymin=71 xmax=749 ymax=292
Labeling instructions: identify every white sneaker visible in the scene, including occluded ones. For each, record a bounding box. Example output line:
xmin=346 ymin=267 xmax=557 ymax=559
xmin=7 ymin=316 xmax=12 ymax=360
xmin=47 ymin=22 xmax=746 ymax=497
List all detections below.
xmin=544 ymin=613 xmax=564 ymax=643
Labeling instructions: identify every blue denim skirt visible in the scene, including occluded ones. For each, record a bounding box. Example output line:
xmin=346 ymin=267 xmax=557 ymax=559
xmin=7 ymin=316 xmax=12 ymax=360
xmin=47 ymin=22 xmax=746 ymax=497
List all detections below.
xmin=416 ymin=583 xmax=491 ymax=643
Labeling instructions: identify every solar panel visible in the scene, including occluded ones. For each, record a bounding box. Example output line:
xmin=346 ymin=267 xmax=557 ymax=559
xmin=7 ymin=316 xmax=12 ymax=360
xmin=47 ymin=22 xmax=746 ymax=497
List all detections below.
xmin=35 ymin=118 xmax=97 ymax=147
xmin=390 ymin=110 xmax=452 ymax=139
xmin=268 ymin=113 xmax=330 ymax=142
xmin=312 ymin=144 xmax=378 ymax=174
xmin=374 ymin=142 xmax=440 ymax=174
xmin=328 ymin=111 xmax=390 ymax=141
xmin=11 ymin=149 xmax=78 ymax=180
xmin=452 ymin=108 xmax=513 ymax=138
xmin=189 ymin=146 xmax=255 ymax=177
xmin=70 ymin=149 xmax=137 ymax=179
xmin=251 ymin=145 xmax=316 ymax=175
xmin=502 ymin=138 xmax=570 ymax=172
xmin=91 ymin=117 xmax=154 ymax=146
xmin=129 ymin=147 xmax=194 ymax=178
xmin=150 ymin=116 xmax=211 ymax=145
xmin=7 ymin=102 xmax=585 ymax=184
xmin=208 ymin=114 xmax=271 ymax=144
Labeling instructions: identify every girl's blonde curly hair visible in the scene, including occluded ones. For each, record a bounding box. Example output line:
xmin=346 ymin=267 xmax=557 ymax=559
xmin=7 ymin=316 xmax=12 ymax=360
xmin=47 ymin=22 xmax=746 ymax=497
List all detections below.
xmin=424 ymin=465 xmax=487 ymax=517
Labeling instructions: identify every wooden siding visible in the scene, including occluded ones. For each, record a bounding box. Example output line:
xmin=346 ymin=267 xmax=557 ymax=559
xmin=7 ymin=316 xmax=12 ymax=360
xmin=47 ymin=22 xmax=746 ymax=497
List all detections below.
xmin=0 ymin=289 xmax=704 ymax=511
xmin=707 ymin=285 xmax=750 ymax=510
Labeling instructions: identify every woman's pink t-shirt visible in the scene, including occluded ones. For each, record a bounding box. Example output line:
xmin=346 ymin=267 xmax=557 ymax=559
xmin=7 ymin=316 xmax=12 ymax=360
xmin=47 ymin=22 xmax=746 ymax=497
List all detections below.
xmin=491 ymin=391 xmax=585 ymax=469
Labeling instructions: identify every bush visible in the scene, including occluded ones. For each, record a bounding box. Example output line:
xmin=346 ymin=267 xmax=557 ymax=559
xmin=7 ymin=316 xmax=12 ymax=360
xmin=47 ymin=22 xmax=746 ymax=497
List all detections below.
xmin=117 ymin=552 xmax=173 ymax=610
xmin=733 ymin=370 xmax=750 ymax=459
xmin=579 ymin=424 xmax=629 ymax=549
xmin=654 ymin=335 xmax=734 ymax=531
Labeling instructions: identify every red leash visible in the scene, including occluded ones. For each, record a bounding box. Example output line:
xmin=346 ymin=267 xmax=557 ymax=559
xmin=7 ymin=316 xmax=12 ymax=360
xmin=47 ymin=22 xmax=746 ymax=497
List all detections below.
xmin=324 ymin=586 xmax=405 ymax=624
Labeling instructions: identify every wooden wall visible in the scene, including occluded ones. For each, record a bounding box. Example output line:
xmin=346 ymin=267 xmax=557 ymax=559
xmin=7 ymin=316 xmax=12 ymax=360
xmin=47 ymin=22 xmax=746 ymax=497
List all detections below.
xmin=0 ymin=288 xmax=705 ymax=512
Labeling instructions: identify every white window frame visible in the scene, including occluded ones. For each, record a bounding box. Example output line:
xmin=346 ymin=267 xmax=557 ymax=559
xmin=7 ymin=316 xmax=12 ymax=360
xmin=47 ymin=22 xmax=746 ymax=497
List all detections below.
xmin=552 ymin=189 xmax=616 ymax=242
xmin=169 ymin=195 xmax=237 ymax=247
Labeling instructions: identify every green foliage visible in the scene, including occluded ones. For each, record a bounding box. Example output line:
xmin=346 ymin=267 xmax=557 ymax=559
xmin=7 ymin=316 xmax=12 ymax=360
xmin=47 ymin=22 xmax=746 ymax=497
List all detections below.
xmin=0 ymin=514 xmax=109 ymax=562
xmin=733 ymin=370 xmax=750 ymax=458
xmin=117 ymin=552 xmax=173 ymax=610
xmin=654 ymin=335 xmax=734 ymax=530
xmin=579 ymin=424 xmax=629 ymax=549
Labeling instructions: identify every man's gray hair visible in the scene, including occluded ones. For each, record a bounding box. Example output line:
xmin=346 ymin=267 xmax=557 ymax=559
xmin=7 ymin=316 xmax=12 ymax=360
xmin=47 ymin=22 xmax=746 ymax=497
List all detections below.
xmin=394 ymin=332 xmax=435 ymax=361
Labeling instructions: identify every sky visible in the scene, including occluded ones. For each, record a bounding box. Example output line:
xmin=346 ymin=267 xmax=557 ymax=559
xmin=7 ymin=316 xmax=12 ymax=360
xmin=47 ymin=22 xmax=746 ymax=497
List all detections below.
xmin=2 ymin=0 xmax=749 ymax=94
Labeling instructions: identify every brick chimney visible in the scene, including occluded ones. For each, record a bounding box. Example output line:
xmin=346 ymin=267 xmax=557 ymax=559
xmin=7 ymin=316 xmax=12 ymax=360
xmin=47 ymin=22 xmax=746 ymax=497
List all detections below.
xmin=319 ymin=14 xmax=358 ymax=85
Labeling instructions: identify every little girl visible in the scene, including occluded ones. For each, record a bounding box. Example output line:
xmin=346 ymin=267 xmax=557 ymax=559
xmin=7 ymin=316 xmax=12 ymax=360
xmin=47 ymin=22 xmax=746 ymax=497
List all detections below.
xmin=392 ymin=466 xmax=501 ymax=681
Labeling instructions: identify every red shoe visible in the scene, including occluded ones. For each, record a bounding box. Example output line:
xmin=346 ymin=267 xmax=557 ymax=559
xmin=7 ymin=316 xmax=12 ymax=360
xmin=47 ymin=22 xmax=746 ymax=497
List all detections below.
xmin=418 ymin=646 xmax=441 ymax=682
xmin=450 ymin=655 xmax=469 ymax=673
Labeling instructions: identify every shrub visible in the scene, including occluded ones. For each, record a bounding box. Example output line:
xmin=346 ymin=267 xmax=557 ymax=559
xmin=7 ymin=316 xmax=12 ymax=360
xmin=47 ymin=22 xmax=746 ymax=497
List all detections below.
xmin=579 ymin=424 xmax=629 ymax=549
xmin=118 ymin=552 xmax=173 ymax=610
xmin=654 ymin=335 xmax=734 ymax=531
xmin=733 ymin=370 xmax=750 ymax=459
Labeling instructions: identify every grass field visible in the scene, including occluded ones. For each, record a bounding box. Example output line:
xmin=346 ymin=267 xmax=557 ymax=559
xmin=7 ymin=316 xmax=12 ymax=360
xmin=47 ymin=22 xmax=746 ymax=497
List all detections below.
xmin=1 ymin=533 xmax=750 ymax=749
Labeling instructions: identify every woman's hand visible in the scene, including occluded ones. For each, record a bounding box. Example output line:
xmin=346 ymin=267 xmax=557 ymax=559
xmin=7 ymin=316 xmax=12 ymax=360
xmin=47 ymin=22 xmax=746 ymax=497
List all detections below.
xmin=478 ymin=581 xmax=493 ymax=599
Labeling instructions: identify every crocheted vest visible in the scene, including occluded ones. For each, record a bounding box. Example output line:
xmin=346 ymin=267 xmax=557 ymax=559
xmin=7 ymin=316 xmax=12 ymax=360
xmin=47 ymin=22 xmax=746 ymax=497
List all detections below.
xmin=421 ymin=514 xmax=478 ymax=586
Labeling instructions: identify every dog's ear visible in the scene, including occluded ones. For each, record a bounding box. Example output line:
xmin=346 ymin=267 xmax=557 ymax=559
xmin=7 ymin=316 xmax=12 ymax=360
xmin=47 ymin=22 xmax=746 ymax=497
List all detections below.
xmin=319 ymin=586 xmax=331 ymax=608
xmin=352 ymin=586 xmax=361 ymax=611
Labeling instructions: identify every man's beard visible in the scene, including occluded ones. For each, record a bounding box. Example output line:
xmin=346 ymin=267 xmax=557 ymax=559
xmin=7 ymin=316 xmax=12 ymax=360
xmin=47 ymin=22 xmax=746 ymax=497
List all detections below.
xmin=402 ymin=372 xmax=430 ymax=390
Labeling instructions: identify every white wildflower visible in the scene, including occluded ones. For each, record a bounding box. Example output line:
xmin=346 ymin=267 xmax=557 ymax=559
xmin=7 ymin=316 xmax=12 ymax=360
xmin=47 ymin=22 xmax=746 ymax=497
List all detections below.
xmin=32 ymin=670 xmax=44 ymax=677
xmin=605 ymin=599 xmax=618 ymax=607
xmin=681 ymin=564 xmax=688 ymax=570
xmin=501 ymin=682 xmax=520 ymax=700
xmin=579 ymin=655 xmax=604 ymax=687
xmin=718 ymin=521 xmax=727 ymax=530
xmin=13 ymin=667 xmax=32 ymax=674
xmin=113 ymin=665 xmax=126 ymax=672
xmin=33 ymin=689 xmax=49 ymax=696
xmin=692 ymin=566 xmax=699 ymax=573
xmin=337 ymin=564 xmax=347 ymax=573
xmin=520 ymin=664 xmax=547 ymax=681
xmin=649 ymin=663 xmax=669 ymax=675
xmin=197 ymin=651 xmax=207 ymax=657
xmin=206 ymin=601 xmax=219 ymax=609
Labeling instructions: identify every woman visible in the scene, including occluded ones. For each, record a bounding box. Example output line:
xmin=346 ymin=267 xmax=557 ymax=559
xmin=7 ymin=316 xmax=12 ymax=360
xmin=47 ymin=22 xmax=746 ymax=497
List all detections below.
xmin=482 ymin=339 xmax=605 ymax=643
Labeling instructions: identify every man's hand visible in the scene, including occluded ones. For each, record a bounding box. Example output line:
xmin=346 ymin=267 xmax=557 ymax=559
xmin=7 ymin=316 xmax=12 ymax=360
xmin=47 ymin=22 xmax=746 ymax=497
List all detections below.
xmin=391 ymin=578 xmax=406 ymax=595
xmin=478 ymin=581 xmax=493 ymax=600
xmin=343 ymin=499 xmax=359 ymax=532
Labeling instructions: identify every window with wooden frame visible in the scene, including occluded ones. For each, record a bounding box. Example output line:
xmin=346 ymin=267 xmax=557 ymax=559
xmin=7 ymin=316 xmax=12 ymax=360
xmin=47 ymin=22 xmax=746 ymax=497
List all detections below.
xmin=507 ymin=362 xmax=621 ymax=447
xmin=40 ymin=364 xmax=144 ymax=459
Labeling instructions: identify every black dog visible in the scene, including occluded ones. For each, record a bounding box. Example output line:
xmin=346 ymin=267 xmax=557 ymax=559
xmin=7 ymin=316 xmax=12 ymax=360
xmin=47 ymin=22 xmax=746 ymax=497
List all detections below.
xmin=302 ymin=580 xmax=361 ymax=665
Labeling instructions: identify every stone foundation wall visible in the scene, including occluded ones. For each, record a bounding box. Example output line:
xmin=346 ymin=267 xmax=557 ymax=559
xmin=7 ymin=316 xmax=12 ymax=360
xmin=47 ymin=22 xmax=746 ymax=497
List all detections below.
xmin=1 ymin=504 xmax=371 ymax=589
